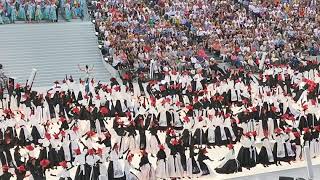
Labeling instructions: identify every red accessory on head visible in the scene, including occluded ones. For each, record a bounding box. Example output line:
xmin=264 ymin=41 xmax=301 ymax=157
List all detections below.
xmin=175 ymin=101 xmax=182 ymax=107
xmin=251 ymin=107 xmax=257 ymax=112
xmin=15 ymin=83 xmax=21 ymax=89
xmin=2 ymin=165 xmax=8 ymax=172
xmin=45 ymin=132 xmax=51 ymax=140
xmin=40 ymin=159 xmax=50 ymax=168
xmin=96 ymin=148 xmax=103 ymax=156
xmin=74 ymin=148 xmax=81 ymax=155
xmin=302 ymin=104 xmax=308 ymax=111
xmin=227 ymin=144 xmax=234 ymax=150
xmin=127 ymin=153 xmax=134 ymax=163
xmin=72 ymin=126 xmax=79 ymax=132
xmin=60 ymin=130 xmax=66 ymax=137
xmin=275 ymin=128 xmax=282 ymax=134
xmin=285 ymin=128 xmax=292 ymax=133
xmin=158 ymin=144 xmax=165 ymax=150
xmin=59 ymin=117 xmax=66 ymax=122
xmin=171 ymin=139 xmax=179 ymax=145
xmin=26 ymin=145 xmax=34 ymax=151
xmin=303 ymin=128 xmax=310 ymax=133
xmin=84 ymin=94 xmax=89 ymax=100
xmin=18 ymin=165 xmax=26 ymax=172
xmin=186 ymin=104 xmax=193 ymax=110
xmin=53 ymin=133 xmax=59 ymax=139
xmin=114 ymin=86 xmax=121 ymax=91
xmin=59 ymin=161 xmax=68 ymax=168
xmin=183 ymin=116 xmax=190 ymax=123
xmin=251 ymin=131 xmax=257 ymax=136
xmin=160 ymin=85 xmax=166 ymax=91
xmin=86 ymin=131 xmax=96 ymax=138
xmin=72 ymin=107 xmax=80 ymax=115
xmin=88 ymin=149 xmax=95 ymax=155
xmin=224 ymin=113 xmax=231 ymax=118
xmin=293 ymin=131 xmax=300 ymax=138
xmin=100 ymin=107 xmax=109 ymax=115
xmin=244 ymin=132 xmax=251 ymax=137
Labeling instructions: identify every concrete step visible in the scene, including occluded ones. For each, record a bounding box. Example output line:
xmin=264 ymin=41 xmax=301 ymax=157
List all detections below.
xmin=0 ymin=21 xmax=114 ymax=88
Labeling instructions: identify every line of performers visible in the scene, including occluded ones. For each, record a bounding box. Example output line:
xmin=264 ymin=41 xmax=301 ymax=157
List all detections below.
xmin=0 ymin=62 xmax=320 ymax=179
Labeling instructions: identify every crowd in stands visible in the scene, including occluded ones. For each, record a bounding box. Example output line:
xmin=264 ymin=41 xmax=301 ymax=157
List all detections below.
xmin=0 ymin=0 xmax=85 ymax=24
xmin=89 ymin=0 xmax=319 ymax=80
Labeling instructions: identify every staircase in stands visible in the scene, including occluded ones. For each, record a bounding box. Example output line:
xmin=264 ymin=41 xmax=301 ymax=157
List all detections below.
xmin=0 ymin=21 xmax=117 ymax=88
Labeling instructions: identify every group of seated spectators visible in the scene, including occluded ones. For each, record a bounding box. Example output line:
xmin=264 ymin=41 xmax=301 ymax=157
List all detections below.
xmin=89 ymin=0 xmax=320 ymax=80
xmin=0 ymin=0 xmax=85 ymax=24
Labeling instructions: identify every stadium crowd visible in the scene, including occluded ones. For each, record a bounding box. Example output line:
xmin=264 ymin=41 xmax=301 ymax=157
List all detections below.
xmin=89 ymin=0 xmax=319 ymax=79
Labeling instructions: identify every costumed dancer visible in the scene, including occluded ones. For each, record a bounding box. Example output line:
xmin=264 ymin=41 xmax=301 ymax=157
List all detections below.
xmin=215 ymin=144 xmax=242 ymax=174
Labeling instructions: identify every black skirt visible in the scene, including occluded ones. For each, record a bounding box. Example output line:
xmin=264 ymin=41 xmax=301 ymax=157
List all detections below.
xmin=74 ymin=165 xmax=86 ymax=180
xmin=237 ymin=147 xmax=257 ymax=168
xmin=199 ymin=161 xmax=210 ymax=176
xmin=215 ymin=159 xmax=242 ymax=174
xmin=18 ymin=128 xmax=29 ymax=146
xmin=182 ymin=129 xmax=192 ymax=148
xmin=258 ymin=147 xmax=274 ymax=165
xmin=272 ymin=143 xmax=292 ymax=162
xmin=191 ymin=157 xmax=201 ymax=174
xmin=59 ymin=178 xmax=72 ymax=180
xmin=139 ymin=133 xmax=147 ymax=150
xmin=48 ymin=148 xmax=61 ymax=167
xmin=193 ymin=128 xmax=207 ymax=145
xmin=214 ymin=126 xmax=224 ymax=146
xmin=31 ymin=126 xmax=41 ymax=145
xmin=74 ymin=164 xmax=100 ymax=180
